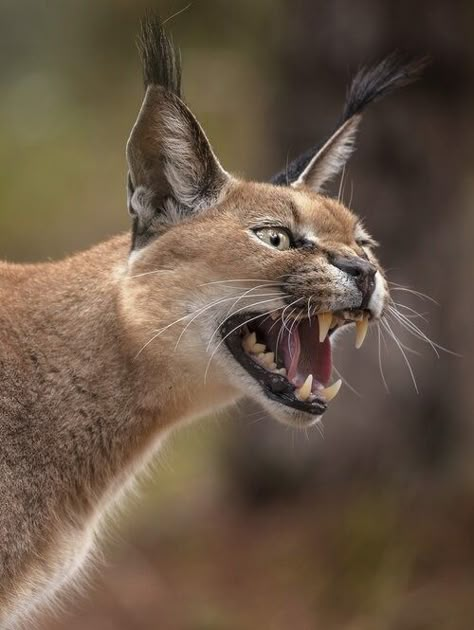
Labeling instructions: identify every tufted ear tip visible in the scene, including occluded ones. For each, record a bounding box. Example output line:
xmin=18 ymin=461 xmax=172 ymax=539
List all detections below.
xmin=126 ymin=18 xmax=229 ymax=251
xmin=272 ymin=53 xmax=426 ymax=192
xmin=137 ymin=11 xmax=182 ymax=96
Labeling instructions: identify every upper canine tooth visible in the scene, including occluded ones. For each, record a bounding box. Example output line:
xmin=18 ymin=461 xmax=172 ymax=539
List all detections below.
xmin=320 ymin=379 xmax=342 ymax=402
xmin=317 ymin=313 xmax=332 ymax=342
xmin=295 ymin=374 xmax=313 ymax=401
xmin=355 ymin=316 xmax=369 ymax=349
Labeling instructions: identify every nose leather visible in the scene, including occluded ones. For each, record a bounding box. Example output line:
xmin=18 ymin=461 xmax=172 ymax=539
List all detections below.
xmin=329 ymin=254 xmax=377 ymax=308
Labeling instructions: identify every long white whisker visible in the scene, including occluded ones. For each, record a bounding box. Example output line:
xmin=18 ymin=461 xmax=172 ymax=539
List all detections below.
xmin=174 ymin=292 xmax=284 ymax=352
xmin=129 ymin=269 xmax=174 ymax=279
xmin=387 ymin=306 xmax=443 ymax=357
xmin=332 ymin=365 xmax=361 ymax=398
xmin=388 ymin=304 xmax=459 ymax=358
xmin=377 ymin=323 xmax=390 ymax=393
xmin=205 ymin=295 xmax=288 ymax=351
xmin=223 ymin=282 xmax=284 ymax=320
xmin=203 ymin=304 xmax=290 ymax=383
xmin=135 ymin=312 xmax=194 ymax=358
xmin=274 ymin=297 xmax=305 ymax=361
xmin=287 ymin=313 xmax=300 ymax=359
xmin=280 ymin=298 xmax=304 ymax=333
xmin=384 ymin=312 xmax=423 ymax=355
xmin=388 ymin=307 xmax=439 ymax=357
xmin=388 ymin=284 xmax=438 ymax=304
xmin=390 ymin=301 xmax=429 ymax=322
xmin=198 ymin=277 xmax=285 ymax=287
xmin=382 ymin=319 xmax=419 ymax=393
xmin=138 ymin=293 xmax=274 ymax=358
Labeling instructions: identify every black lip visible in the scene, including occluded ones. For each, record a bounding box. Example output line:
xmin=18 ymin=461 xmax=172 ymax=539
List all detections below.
xmin=221 ymin=314 xmax=328 ymax=417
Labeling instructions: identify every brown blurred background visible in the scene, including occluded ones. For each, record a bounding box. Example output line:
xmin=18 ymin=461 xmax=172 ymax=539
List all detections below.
xmin=1 ymin=1 xmax=473 ymax=628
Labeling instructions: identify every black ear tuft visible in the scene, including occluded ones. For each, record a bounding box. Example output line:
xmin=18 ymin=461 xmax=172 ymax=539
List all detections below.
xmin=137 ymin=11 xmax=182 ymax=97
xmin=126 ymin=14 xmax=229 ymax=251
xmin=342 ymin=53 xmax=428 ymax=122
xmin=271 ymin=54 xmax=428 ymax=188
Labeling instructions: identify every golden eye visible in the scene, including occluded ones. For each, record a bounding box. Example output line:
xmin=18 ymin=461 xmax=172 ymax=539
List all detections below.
xmin=255 ymin=228 xmax=291 ymax=251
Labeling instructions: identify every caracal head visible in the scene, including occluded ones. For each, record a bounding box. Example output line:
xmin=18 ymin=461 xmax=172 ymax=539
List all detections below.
xmin=123 ymin=16 xmax=421 ymax=427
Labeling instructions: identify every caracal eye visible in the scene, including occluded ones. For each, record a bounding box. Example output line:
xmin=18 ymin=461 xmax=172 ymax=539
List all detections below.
xmin=255 ymin=228 xmax=291 ymax=251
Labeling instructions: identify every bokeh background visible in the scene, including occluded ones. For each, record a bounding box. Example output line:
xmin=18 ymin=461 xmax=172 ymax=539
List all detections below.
xmin=1 ymin=1 xmax=473 ymax=628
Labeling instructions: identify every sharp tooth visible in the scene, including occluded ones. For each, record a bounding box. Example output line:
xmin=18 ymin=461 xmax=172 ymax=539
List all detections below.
xmin=320 ymin=379 xmax=342 ymax=402
xmin=331 ymin=315 xmax=339 ymax=329
xmin=252 ymin=342 xmax=266 ymax=354
xmin=317 ymin=312 xmax=332 ymax=342
xmin=275 ymin=367 xmax=287 ymax=376
xmin=295 ymin=374 xmax=313 ymax=401
xmin=355 ymin=316 xmax=369 ymax=349
xmin=242 ymin=332 xmax=257 ymax=353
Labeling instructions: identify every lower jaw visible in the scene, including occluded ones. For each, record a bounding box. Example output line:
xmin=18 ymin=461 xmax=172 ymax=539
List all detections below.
xmin=222 ymin=318 xmax=327 ymax=417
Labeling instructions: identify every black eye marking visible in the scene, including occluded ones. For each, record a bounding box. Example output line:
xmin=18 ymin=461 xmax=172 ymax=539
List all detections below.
xmin=251 ymin=223 xmax=319 ymax=252
xmin=294 ymin=237 xmax=317 ymax=251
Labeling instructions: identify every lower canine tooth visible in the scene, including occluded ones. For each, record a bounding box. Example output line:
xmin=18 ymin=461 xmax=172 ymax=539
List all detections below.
xmin=355 ymin=316 xmax=369 ymax=349
xmin=317 ymin=313 xmax=332 ymax=342
xmin=295 ymin=374 xmax=313 ymax=401
xmin=320 ymin=379 xmax=342 ymax=402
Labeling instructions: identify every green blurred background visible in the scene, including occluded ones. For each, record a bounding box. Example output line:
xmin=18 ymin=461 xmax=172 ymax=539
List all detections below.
xmin=1 ymin=1 xmax=473 ymax=628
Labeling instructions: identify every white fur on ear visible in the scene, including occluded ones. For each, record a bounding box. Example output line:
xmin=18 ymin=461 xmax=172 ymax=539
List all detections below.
xmin=292 ymin=115 xmax=361 ymax=192
xmin=129 ymin=185 xmax=155 ymax=222
xmin=160 ymin=107 xmax=230 ymax=211
xmin=126 ymin=86 xmax=231 ymax=248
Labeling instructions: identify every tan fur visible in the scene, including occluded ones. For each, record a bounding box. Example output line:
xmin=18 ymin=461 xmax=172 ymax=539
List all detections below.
xmin=0 ymin=178 xmax=388 ymax=626
xmin=0 ymin=13 xmax=404 ymax=623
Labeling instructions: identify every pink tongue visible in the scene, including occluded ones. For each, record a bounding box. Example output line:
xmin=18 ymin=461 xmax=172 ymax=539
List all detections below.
xmin=314 ymin=337 xmax=332 ymax=386
xmin=280 ymin=319 xmax=332 ymax=388
xmin=282 ymin=323 xmax=301 ymax=383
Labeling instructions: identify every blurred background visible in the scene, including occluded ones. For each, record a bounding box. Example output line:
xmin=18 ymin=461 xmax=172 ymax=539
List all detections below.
xmin=0 ymin=1 xmax=473 ymax=628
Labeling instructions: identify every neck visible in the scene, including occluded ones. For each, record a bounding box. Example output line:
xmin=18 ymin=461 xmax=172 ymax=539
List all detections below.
xmin=0 ymin=234 xmax=236 ymax=506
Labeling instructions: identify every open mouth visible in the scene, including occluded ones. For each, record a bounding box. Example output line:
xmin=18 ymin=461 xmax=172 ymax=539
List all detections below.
xmin=222 ymin=310 xmax=370 ymax=417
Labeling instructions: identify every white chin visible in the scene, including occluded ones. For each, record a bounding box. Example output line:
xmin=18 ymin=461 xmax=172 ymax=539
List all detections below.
xmin=257 ymin=396 xmax=324 ymax=429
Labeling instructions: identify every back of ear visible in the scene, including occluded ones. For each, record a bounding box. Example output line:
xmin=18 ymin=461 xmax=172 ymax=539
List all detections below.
xmin=271 ymin=54 xmax=427 ymax=193
xmin=127 ymin=15 xmax=229 ymax=250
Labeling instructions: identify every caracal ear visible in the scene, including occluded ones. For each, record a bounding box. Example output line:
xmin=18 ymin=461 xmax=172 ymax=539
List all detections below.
xmin=291 ymin=115 xmax=361 ymax=192
xmin=126 ymin=14 xmax=230 ymax=250
xmin=272 ymin=54 xmax=427 ymax=193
